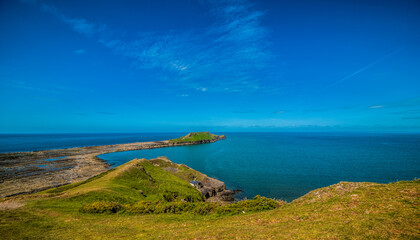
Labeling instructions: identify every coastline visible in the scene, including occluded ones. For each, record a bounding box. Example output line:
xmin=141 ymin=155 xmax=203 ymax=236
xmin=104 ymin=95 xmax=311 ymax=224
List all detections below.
xmin=0 ymin=133 xmax=418 ymax=239
xmin=0 ymin=134 xmax=226 ymax=198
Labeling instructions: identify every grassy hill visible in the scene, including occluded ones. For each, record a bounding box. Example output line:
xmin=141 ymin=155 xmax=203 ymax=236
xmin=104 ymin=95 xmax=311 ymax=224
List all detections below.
xmin=168 ymin=132 xmax=225 ymax=143
xmin=0 ymin=157 xmax=418 ymax=239
xmin=42 ymin=157 xmax=205 ymax=204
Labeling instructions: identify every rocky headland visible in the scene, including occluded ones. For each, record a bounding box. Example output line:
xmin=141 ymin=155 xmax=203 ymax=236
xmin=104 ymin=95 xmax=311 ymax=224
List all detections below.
xmin=0 ymin=132 xmax=226 ymax=198
xmin=149 ymin=156 xmax=234 ymax=203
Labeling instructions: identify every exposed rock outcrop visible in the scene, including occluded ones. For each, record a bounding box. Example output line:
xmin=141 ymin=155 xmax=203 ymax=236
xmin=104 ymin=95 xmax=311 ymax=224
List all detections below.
xmin=150 ymin=156 xmax=234 ymax=204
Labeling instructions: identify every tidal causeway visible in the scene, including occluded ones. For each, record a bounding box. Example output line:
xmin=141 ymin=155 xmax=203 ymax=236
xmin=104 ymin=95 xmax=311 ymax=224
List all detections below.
xmin=0 ymin=132 xmax=226 ymax=198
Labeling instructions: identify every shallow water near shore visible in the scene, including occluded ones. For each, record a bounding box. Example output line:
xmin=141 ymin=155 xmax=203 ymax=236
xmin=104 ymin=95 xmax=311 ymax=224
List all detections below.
xmin=98 ymin=132 xmax=420 ymax=202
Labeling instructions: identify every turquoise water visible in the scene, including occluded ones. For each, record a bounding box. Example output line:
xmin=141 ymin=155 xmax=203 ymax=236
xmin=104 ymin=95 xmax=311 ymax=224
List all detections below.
xmin=99 ymin=132 xmax=420 ymax=201
xmin=2 ymin=132 xmax=418 ymax=201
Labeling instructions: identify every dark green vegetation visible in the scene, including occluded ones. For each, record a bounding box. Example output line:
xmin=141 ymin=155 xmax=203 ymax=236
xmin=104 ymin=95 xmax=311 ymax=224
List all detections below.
xmin=30 ymin=157 xmax=282 ymax=216
xmin=0 ymin=157 xmax=418 ymax=239
xmin=79 ymin=195 xmax=282 ymax=216
xmin=168 ymin=131 xmax=225 ymax=143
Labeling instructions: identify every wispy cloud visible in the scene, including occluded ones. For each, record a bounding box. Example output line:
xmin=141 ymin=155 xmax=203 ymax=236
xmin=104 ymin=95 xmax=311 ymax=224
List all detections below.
xmin=40 ymin=4 xmax=105 ymax=36
xmin=24 ymin=0 xmax=275 ymax=94
xmin=368 ymin=105 xmax=384 ymax=109
xmin=321 ymin=48 xmax=402 ymax=92
xmin=366 ymin=98 xmax=420 ymax=110
xmin=106 ymin=0 xmax=273 ymax=93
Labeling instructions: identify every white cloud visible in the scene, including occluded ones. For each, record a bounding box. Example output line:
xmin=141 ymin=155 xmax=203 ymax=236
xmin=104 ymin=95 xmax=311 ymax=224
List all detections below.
xmin=369 ymin=105 xmax=384 ymax=109
xmin=40 ymin=4 xmax=104 ymax=37
xmin=27 ymin=0 xmax=276 ymax=94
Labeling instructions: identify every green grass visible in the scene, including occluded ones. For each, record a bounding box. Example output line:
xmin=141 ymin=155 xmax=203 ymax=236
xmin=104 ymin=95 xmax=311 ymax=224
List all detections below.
xmin=42 ymin=169 xmax=117 ymax=194
xmin=168 ymin=132 xmax=224 ymax=143
xmin=0 ymin=158 xmax=419 ymax=239
xmin=26 ymin=158 xmax=282 ymax=217
xmin=148 ymin=157 xmax=208 ymax=182
xmin=37 ymin=159 xmax=204 ymax=209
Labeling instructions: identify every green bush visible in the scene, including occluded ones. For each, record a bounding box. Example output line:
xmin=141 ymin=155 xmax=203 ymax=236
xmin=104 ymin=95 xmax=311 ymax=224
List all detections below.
xmin=163 ymin=191 xmax=179 ymax=202
xmin=162 ymin=191 xmax=203 ymax=203
xmin=191 ymin=202 xmax=217 ymax=215
xmin=80 ymin=195 xmax=284 ymax=216
xmin=185 ymin=194 xmax=203 ymax=202
xmin=125 ymin=201 xmax=216 ymax=215
xmin=155 ymin=202 xmax=188 ymax=214
xmin=125 ymin=201 xmax=157 ymax=214
xmin=215 ymin=195 xmax=285 ymax=215
xmin=79 ymin=201 xmax=122 ymax=214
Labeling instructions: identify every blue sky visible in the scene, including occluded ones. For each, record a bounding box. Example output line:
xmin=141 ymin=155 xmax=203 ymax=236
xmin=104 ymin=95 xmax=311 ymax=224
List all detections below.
xmin=1 ymin=0 xmax=420 ymax=133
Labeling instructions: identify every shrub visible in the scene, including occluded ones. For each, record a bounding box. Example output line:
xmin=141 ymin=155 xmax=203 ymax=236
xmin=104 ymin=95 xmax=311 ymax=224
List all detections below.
xmin=80 ymin=195 xmax=284 ymax=216
xmin=155 ymin=202 xmax=187 ymax=214
xmin=163 ymin=191 xmax=179 ymax=202
xmin=162 ymin=191 xmax=203 ymax=203
xmin=215 ymin=195 xmax=285 ymax=215
xmin=191 ymin=202 xmax=217 ymax=215
xmin=125 ymin=201 xmax=157 ymax=214
xmin=185 ymin=194 xmax=204 ymax=202
xmin=79 ymin=201 xmax=122 ymax=214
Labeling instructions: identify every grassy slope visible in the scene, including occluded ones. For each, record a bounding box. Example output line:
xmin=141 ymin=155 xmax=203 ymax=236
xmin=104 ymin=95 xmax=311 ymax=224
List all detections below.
xmin=148 ymin=157 xmax=207 ymax=182
xmin=25 ymin=158 xmax=204 ymax=213
xmin=168 ymin=132 xmax=224 ymax=143
xmin=0 ymin=162 xmax=419 ymax=239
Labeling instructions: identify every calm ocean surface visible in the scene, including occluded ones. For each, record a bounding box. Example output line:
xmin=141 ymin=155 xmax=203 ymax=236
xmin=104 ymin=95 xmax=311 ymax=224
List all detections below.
xmin=0 ymin=133 xmax=181 ymax=153
xmin=2 ymin=132 xmax=419 ymax=201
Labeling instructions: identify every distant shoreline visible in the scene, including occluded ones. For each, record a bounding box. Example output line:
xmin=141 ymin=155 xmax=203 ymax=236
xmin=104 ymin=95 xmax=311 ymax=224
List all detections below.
xmin=0 ymin=133 xmax=226 ymax=198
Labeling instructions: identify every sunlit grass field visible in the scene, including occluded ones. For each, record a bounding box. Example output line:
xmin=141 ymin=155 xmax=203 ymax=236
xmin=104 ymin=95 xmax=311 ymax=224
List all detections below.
xmin=0 ymin=157 xmax=418 ymax=239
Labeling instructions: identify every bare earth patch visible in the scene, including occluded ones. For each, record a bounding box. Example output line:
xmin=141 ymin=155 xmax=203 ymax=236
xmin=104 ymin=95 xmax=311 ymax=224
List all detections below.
xmin=0 ymin=200 xmax=24 ymax=210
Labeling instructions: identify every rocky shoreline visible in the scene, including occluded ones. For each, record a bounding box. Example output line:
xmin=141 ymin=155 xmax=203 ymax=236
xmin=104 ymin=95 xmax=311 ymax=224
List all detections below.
xmin=0 ymin=134 xmax=227 ymax=198
xmin=149 ymin=156 xmax=235 ymax=204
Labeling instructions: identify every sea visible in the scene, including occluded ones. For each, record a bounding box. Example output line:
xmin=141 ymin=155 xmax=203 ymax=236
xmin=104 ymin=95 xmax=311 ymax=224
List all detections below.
xmin=1 ymin=132 xmax=419 ymax=202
